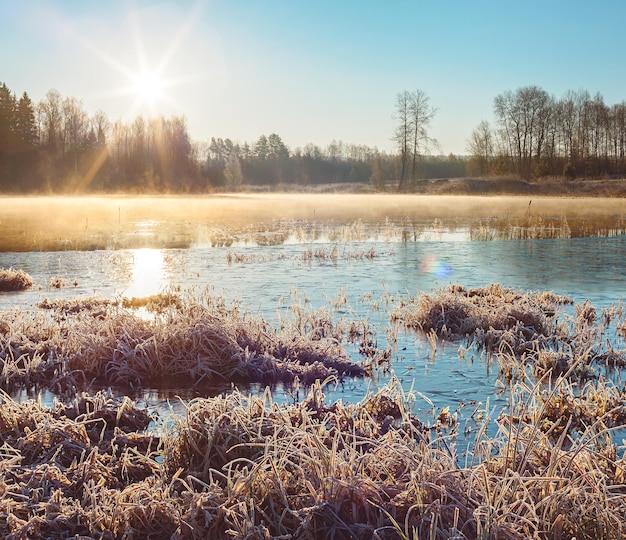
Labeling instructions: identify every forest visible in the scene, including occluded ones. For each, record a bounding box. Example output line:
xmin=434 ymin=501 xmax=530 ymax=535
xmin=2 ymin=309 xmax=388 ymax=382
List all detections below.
xmin=0 ymin=81 xmax=625 ymax=193
xmin=467 ymin=86 xmax=626 ymax=180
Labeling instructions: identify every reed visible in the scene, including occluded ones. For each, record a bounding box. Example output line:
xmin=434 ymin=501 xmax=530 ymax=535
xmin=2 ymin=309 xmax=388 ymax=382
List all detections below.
xmin=2 ymin=375 xmax=625 ymax=538
xmin=393 ymin=283 xmax=626 ymax=392
xmin=4 ymin=281 xmax=626 ymax=537
xmin=392 ymin=284 xmax=569 ymax=342
xmin=0 ymin=389 xmax=160 ymax=538
xmin=0 ymin=268 xmax=34 ymax=291
xmin=469 ymin=215 xmax=573 ymax=241
xmin=0 ymin=308 xmax=68 ymax=393
xmin=226 ymin=251 xmax=274 ymax=264
xmin=48 ymin=276 xmax=66 ymax=289
xmin=1 ymin=291 xmax=373 ymax=395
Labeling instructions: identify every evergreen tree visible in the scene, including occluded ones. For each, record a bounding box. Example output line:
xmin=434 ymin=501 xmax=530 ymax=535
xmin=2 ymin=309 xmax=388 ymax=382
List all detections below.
xmin=15 ymin=92 xmax=38 ymax=150
xmin=0 ymin=83 xmax=17 ymax=154
xmin=267 ymin=133 xmax=289 ymax=159
xmin=254 ymin=135 xmax=269 ymax=159
xmin=0 ymin=83 xmax=17 ymax=189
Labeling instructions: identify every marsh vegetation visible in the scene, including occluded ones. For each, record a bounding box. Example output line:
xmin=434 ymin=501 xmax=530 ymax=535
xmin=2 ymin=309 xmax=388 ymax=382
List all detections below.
xmin=1 ymin=194 xmax=626 ymax=251
xmin=2 ymin=285 xmax=626 ymax=538
xmin=1 ymin=195 xmax=626 ymax=538
xmin=0 ymin=268 xmax=33 ymax=291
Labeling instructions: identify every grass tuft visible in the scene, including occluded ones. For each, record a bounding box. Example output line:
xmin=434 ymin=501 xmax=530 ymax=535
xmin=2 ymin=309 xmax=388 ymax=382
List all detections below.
xmin=1 ymin=292 xmax=371 ymax=395
xmin=2 ymin=377 xmax=625 ymax=538
xmin=0 ymin=268 xmax=34 ymax=291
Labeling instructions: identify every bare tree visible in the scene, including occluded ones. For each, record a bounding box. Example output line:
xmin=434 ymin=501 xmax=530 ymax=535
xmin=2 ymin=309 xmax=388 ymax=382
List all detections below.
xmin=92 ymin=109 xmax=111 ymax=147
xmin=409 ymin=89 xmax=437 ymax=187
xmin=494 ymin=86 xmax=551 ymax=178
xmin=466 ymin=120 xmax=493 ymax=176
xmin=224 ymin=152 xmax=243 ymax=190
xmin=369 ymin=152 xmax=385 ymax=190
xmin=62 ymin=96 xmax=88 ymax=175
xmin=37 ymin=89 xmax=62 ymax=152
xmin=394 ymin=89 xmax=437 ymax=190
xmin=393 ymin=91 xmax=411 ymax=190
xmin=610 ymin=102 xmax=626 ymax=169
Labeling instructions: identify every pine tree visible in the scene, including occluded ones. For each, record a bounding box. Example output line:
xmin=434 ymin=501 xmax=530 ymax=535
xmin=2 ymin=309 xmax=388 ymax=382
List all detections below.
xmin=0 ymin=82 xmax=17 ymax=154
xmin=15 ymin=92 xmax=38 ymax=150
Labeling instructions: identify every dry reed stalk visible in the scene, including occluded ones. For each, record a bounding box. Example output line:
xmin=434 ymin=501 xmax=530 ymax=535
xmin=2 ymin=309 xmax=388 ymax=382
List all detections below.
xmin=2 ymin=292 xmax=370 ymax=395
xmin=121 ymin=292 xmax=182 ymax=312
xmin=226 ymin=251 xmax=274 ymax=264
xmin=66 ymin=307 xmax=246 ymax=387
xmin=164 ymin=382 xmax=440 ymax=538
xmin=0 ymin=309 xmax=67 ymax=393
xmin=0 ymin=390 xmax=162 ymax=538
xmin=392 ymin=284 xmax=626 ymax=387
xmin=469 ymin=215 xmax=572 ymax=241
xmin=48 ymin=277 xmax=66 ymax=289
xmin=470 ymin=375 xmax=626 ymax=539
xmin=0 ymin=268 xmax=34 ymax=292
xmin=1 ymin=377 xmax=626 ymax=538
xmin=37 ymin=296 xmax=113 ymax=315
xmin=4 ymin=285 xmax=626 ymax=537
xmin=393 ymin=284 xmax=568 ymax=341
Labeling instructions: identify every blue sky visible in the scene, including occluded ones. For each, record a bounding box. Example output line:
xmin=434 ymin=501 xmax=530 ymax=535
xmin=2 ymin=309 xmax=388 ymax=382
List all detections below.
xmin=2 ymin=0 xmax=625 ymax=154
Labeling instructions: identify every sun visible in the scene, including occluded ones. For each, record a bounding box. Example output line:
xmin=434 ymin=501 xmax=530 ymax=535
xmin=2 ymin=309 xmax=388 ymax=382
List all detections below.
xmin=131 ymin=71 xmax=166 ymax=105
xmin=65 ymin=2 xmax=210 ymax=118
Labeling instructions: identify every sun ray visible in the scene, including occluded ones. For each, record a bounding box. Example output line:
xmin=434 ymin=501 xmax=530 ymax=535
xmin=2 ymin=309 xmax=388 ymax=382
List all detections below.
xmin=154 ymin=1 xmax=205 ymax=74
xmin=59 ymin=0 xmax=207 ymax=119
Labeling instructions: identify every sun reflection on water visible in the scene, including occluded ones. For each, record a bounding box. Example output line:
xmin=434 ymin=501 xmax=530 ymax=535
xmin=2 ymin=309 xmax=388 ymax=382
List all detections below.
xmin=123 ymin=249 xmax=166 ymax=298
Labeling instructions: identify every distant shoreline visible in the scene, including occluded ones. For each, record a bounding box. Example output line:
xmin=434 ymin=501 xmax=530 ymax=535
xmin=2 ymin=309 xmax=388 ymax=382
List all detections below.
xmin=411 ymin=177 xmax=626 ymax=198
xmin=3 ymin=177 xmax=626 ymax=198
xmin=231 ymin=176 xmax=626 ymax=197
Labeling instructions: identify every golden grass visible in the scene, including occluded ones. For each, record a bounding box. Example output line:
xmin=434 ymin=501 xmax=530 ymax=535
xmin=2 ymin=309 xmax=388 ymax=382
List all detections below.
xmin=392 ymin=283 xmax=569 ymax=341
xmin=1 ymin=291 xmax=373 ymax=395
xmin=469 ymin=215 xmax=573 ymax=240
xmin=0 ymin=268 xmax=34 ymax=292
xmin=1 ymin=375 xmax=625 ymax=538
xmin=3 ymin=284 xmax=626 ymax=537
xmin=299 ymin=244 xmax=380 ymax=264
xmin=392 ymin=283 xmax=626 ymax=388
xmin=1 ymin=194 xmax=625 ymax=250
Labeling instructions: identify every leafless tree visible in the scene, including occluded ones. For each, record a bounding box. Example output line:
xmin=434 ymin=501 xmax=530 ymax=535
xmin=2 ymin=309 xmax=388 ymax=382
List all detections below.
xmin=466 ymin=120 xmax=493 ymax=176
xmin=394 ymin=89 xmax=437 ymax=190
xmin=224 ymin=152 xmax=243 ymax=190
xmin=394 ymin=91 xmax=411 ymax=190
xmin=409 ymin=89 xmax=437 ymax=187
xmin=62 ymin=96 xmax=88 ymax=175
xmin=494 ymin=86 xmax=551 ymax=178
xmin=37 ymin=89 xmax=62 ymax=152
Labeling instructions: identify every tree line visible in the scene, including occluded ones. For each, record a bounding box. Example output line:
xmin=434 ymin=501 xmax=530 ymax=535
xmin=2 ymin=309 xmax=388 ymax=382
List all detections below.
xmin=0 ymin=81 xmax=467 ymax=193
xmin=0 ymin=84 xmax=203 ymax=193
xmin=467 ymin=85 xmax=626 ymax=180
xmin=4 ymin=80 xmax=622 ymax=193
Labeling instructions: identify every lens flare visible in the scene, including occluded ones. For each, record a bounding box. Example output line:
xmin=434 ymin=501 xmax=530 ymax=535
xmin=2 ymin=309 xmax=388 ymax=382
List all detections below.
xmin=419 ymin=254 xmax=452 ymax=277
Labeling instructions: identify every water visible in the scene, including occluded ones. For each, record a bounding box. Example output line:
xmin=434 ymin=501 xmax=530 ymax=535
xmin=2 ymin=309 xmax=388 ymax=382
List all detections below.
xmin=3 ymin=234 xmax=623 ymax=313
xmin=2 ymin=232 xmax=626 ymax=454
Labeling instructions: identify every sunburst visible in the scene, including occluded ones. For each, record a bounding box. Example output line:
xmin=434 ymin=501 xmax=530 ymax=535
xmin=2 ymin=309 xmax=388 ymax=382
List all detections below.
xmin=130 ymin=70 xmax=166 ymax=106
xmin=61 ymin=2 xmax=205 ymax=117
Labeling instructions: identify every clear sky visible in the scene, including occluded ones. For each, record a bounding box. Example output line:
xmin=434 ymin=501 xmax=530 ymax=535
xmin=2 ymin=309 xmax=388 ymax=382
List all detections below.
xmin=2 ymin=0 xmax=625 ymax=155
